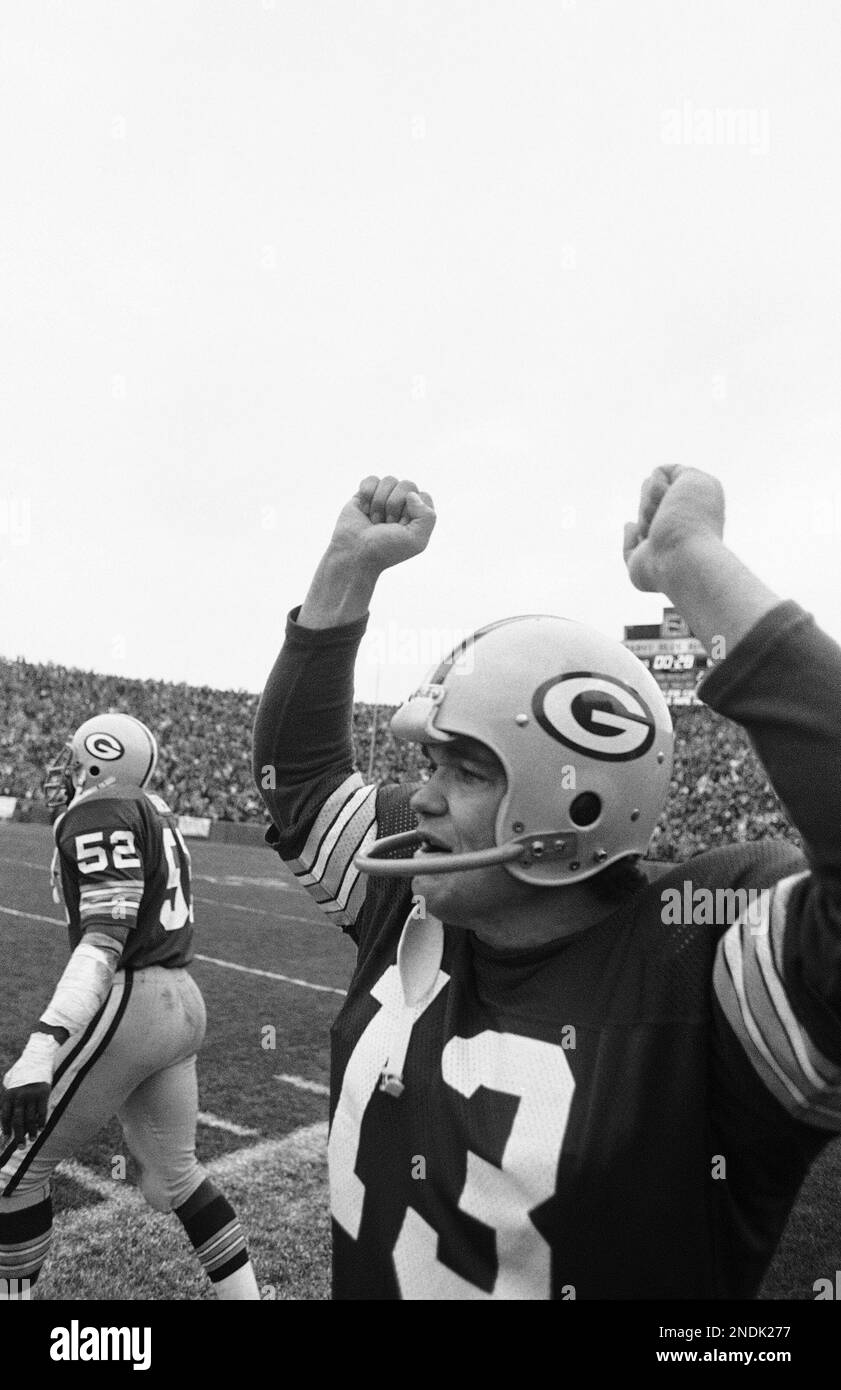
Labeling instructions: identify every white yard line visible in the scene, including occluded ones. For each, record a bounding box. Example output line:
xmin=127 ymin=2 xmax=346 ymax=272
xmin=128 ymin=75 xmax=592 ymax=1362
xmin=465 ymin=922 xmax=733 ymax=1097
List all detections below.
xmin=197 ymin=900 xmax=328 ymax=934
xmin=194 ymin=895 xmax=277 ymax=916
xmin=0 ymin=904 xmax=65 ymax=926
xmin=275 ymin=1074 xmax=330 ymax=1096
xmin=193 ymin=953 xmax=346 ymax=997
xmin=194 ymin=875 xmax=291 ymax=890
xmin=208 ymin=1124 xmax=326 ymax=1179
xmin=194 ymin=895 xmax=324 ymax=927
xmin=197 ymin=1111 xmax=259 ymax=1137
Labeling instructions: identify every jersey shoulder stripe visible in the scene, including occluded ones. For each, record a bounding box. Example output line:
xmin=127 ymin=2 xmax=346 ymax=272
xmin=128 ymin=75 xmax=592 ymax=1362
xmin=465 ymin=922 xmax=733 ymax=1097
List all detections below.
xmin=286 ymin=773 xmax=377 ymax=927
xmin=714 ymin=871 xmax=841 ymax=1128
xmin=79 ymin=881 xmax=144 ymax=925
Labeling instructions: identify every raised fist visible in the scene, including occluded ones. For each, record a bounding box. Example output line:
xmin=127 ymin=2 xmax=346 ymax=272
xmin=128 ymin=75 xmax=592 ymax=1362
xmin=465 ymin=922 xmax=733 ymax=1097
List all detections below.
xmin=624 ymin=465 xmax=725 ymax=593
xmin=328 ymin=475 xmax=436 ymax=573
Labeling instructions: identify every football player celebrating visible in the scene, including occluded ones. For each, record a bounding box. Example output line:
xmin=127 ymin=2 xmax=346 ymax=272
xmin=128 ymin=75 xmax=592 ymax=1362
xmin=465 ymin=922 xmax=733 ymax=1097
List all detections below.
xmin=0 ymin=713 xmax=260 ymax=1299
xmin=253 ymin=469 xmax=841 ymax=1299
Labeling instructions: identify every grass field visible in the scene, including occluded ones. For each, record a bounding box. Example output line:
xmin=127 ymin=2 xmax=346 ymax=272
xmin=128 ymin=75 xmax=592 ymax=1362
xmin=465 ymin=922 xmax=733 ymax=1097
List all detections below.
xmin=1 ymin=822 xmax=839 ymax=1301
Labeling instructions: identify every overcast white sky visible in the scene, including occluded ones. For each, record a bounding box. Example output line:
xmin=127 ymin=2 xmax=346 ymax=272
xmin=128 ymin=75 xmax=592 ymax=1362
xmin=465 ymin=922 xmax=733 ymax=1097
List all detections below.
xmin=1 ymin=0 xmax=840 ymax=704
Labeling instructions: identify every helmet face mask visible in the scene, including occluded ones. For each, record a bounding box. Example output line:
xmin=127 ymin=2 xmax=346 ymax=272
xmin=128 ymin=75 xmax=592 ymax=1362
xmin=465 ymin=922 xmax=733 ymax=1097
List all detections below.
xmin=44 ymin=743 xmax=76 ymax=811
xmin=356 ymin=615 xmax=674 ymax=888
xmin=44 ymin=712 xmax=158 ymax=811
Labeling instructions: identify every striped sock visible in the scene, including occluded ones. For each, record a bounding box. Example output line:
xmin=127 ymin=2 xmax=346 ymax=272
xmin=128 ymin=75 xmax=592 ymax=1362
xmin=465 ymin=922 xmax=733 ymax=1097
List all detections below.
xmin=0 ymin=1194 xmax=53 ymax=1297
xmin=174 ymin=1178 xmax=259 ymax=1300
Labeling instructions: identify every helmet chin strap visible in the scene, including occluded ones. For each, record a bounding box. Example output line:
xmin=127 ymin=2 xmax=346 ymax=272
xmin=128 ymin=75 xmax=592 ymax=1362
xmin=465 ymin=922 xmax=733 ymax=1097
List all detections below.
xmin=354 ymin=829 xmax=525 ymax=878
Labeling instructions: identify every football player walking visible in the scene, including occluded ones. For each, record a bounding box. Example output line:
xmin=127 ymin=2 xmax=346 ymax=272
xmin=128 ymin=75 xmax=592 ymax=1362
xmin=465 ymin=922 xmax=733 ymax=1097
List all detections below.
xmin=254 ymin=466 xmax=841 ymax=1299
xmin=0 ymin=714 xmax=260 ymax=1299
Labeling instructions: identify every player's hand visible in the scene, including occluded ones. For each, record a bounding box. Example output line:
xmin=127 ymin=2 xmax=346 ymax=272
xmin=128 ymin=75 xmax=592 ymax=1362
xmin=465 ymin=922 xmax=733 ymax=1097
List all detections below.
xmin=328 ymin=476 xmax=436 ymax=573
xmin=623 ymin=465 xmax=725 ymax=593
xmin=0 ymin=1082 xmax=51 ymax=1148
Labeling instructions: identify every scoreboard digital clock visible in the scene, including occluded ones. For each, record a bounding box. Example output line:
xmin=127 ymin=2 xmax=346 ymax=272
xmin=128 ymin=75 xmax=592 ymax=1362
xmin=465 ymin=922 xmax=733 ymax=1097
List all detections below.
xmin=622 ymin=608 xmax=710 ymax=706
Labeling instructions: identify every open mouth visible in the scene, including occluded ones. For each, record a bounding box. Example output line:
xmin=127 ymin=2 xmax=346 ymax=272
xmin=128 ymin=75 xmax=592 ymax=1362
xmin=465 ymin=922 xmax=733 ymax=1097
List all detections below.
xmin=414 ymin=835 xmax=453 ymax=856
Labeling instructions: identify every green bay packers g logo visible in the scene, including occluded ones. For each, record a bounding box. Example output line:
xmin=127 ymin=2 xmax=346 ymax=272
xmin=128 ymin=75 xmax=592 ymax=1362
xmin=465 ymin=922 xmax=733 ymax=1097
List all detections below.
xmin=84 ymin=732 xmax=125 ymax=761
xmin=533 ymin=672 xmax=656 ymax=761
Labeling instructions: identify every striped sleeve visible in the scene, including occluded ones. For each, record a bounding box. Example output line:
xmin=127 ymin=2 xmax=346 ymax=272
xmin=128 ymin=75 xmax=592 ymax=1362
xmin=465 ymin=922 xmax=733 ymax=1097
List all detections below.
xmin=285 ymin=772 xmax=377 ymax=928
xmin=714 ymin=871 xmax=841 ymax=1129
xmin=78 ymin=880 xmax=144 ymax=928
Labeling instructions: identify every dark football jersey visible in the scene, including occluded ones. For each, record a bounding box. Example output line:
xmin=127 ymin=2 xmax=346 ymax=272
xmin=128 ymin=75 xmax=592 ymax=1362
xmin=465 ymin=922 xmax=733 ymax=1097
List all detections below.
xmin=52 ymin=783 xmax=194 ymax=970
xmin=254 ymin=599 xmax=841 ymax=1300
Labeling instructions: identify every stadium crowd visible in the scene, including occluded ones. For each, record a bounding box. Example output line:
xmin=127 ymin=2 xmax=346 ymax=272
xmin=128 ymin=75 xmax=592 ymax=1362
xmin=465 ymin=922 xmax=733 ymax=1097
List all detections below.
xmin=0 ymin=656 xmax=800 ymax=861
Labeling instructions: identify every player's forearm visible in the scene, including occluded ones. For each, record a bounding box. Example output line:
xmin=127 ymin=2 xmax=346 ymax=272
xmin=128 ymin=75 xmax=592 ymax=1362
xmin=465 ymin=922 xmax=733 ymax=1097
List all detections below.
xmin=4 ymin=939 xmax=120 ymax=1090
xmin=254 ymin=547 xmax=375 ymax=819
xmin=297 ymin=547 xmax=381 ymax=630
xmin=253 ymin=605 xmax=367 ymax=828
xmin=700 ymin=598 xmax=841 ymax=875
xmin=39 ymin=937 xmax=120 ymax=1034
xmin=657 ymin=536 xmax=781 ymax=660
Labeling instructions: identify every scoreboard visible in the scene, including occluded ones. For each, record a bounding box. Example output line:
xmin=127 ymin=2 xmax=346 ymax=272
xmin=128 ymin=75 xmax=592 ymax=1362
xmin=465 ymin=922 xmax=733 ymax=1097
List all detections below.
xmin=623 ymin=607 xmax=709 ymax=706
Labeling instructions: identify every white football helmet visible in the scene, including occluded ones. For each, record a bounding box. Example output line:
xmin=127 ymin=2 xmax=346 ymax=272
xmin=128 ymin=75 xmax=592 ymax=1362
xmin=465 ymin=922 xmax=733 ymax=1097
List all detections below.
xmin=354 ymin=614 xmax=674 ymax=887
xmin=44 ymin=712 xmax=158 ymax=810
